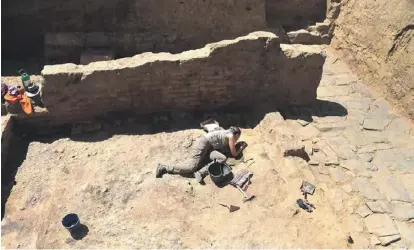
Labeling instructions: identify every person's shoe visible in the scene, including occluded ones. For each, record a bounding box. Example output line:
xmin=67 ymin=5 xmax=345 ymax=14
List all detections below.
xmin=194 ymin=171 xmax=204 ymax=184
xmin=156 ymin=164 xmax=167 ymax=178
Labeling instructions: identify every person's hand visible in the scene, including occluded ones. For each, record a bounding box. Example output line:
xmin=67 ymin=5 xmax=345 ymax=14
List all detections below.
xmin=238 ymin=141 xmax=248 ymax=150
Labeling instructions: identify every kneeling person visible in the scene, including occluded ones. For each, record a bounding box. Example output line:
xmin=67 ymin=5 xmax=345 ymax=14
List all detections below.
xmin=156 ymin=126 xmax=246 ymax=183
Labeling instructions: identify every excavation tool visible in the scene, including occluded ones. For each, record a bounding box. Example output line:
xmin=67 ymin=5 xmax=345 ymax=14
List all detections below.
xmin=230 ymin=169 xmax=255 ymax=202
xmin=218 ymin=202 xmax=240 ymax=213
xmin=297 ymin=180 xmax=316 ymax=212
xmin=234 ymin=185 xmax=255 ymax=203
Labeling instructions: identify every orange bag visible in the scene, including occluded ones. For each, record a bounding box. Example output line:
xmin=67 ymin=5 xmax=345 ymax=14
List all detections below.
xmin=4 ymin=88 xmax=33 ymax=115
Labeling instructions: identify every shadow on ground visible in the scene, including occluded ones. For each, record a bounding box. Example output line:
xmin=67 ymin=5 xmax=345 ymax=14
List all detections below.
xmin=1 ymin=137 xmax=29 ymax=219
xmin=279 ymin=100 xmax=348 ymax=122
xmin=70 ymin=224 xmax=89 ymax=240
xmin=1 ymin=99 xmax=348 ymax=219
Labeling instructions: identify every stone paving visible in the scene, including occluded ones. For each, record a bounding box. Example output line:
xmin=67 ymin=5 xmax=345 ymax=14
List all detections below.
xmin=280 ymin=50 xmax=414 ymax=248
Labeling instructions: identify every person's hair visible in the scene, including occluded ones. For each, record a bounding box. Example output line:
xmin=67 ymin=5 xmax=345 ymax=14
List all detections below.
xmin=229 ymin=126 xmax=241 ymax=136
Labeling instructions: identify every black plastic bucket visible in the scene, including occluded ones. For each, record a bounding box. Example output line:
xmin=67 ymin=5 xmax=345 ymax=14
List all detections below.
xmin=208 ymin=162 xmax=232 ymax=184
xmin=62 ymin=213 xmax=81 ymax=233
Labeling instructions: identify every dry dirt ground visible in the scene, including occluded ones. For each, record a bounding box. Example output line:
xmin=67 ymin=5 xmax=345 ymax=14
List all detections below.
xmin=2 ymin=50 xmax=414 ymax=248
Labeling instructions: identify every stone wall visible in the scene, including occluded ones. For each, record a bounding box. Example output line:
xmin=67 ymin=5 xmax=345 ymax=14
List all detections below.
xmin=39 ymin=32 xmax=326 ymax=124
xmin=2 ymin=0 xmax=266 ymax=62
xmin=265 ymin=0 xmax=327 ymax=30
xmin=331 ymin=0 xmax=414 ymax=120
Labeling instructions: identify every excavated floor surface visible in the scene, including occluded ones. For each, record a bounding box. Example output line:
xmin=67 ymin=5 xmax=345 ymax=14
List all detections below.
xmin=1 ymin=50 xmax=414 ymax=248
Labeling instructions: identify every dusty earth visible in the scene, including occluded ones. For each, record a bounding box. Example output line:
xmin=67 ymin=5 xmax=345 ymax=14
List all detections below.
xmin=2 ymin=50 xmax=414 ymax=249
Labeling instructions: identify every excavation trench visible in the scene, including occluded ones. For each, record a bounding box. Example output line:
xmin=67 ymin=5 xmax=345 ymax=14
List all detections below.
xmin=0 ymin=24 xmax=347 ymax=247
xmin=2 ymin=0 xmax=414 ymax=248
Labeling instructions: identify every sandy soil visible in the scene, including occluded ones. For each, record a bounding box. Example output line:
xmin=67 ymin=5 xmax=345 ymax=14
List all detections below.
xmin=1 ymin=126 xmax=349 ymax=248
xmin=5 ymin=50 xmax=413 ymax=249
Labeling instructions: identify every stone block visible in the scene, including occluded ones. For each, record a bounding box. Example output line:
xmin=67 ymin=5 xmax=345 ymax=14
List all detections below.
xmin=356 ymin=204 xmax=372 ymax=218
xmin=364 ymin=214 xmax=399 ymax=236
xmin=297 ymin=124 xmax=320 ymax=141
xmin=391 ymin=202 xmax=414 ymax=221
xmin=363 ymin=116 xmax=390 ymax=131
xmin=365 ymin=201 xmax=392 ymax=214
xmin=329 ymin=167 xmax=348 ymax=183
xmin=341 ymin=159 xmax=376 ymax=172
xmin=376 ymin=177 xmax=412 ymax=202
xmin=386 ymin=117 xmax=412 ymax=134
xmin=395 ymin=221 xmax=414 ymax=246
xmin=327 ymin=137 xmax=356 ymax=160
xmin=370 ymin=235 xmax=381 ymax=247
xmin=287 ymin=29 xmax=329 ymax=45
xmin=352 ymin=178 xmax=383 ymax=200
xmin=378 ymin=234 xmax=401 ymax=246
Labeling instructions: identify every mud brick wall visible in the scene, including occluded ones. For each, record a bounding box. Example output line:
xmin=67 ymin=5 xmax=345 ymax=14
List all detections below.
xmin=2 ymin=0 xmax=266 ymax=61
xmin=265 ymin=0 xmax=327 ymax=30
xmin=39 ymin=32 xmax=326 ymax=124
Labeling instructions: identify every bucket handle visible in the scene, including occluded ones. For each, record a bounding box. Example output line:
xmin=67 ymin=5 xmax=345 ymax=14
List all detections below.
xmin=213 ymin=159 xmax=232 ymax=176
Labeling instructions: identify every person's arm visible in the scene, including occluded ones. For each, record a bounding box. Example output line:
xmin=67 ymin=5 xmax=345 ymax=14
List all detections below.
xmin=229 ymin=135 xmax=244 ymax=157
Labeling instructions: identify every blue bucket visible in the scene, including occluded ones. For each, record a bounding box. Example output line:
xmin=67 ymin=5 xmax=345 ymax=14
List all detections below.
xmin=62 ymin=213 xmax=81 ymax=233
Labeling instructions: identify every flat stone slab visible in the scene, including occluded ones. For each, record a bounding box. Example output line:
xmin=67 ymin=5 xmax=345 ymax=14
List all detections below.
xmin=357 ymin=143 xmax=393 ymax=154
xmin=366 ymin=200 xmax=392 ymax=214
xmin=363 ymin=130 xmax=390 ymax=144
xmin=391 ymin=202 xmax=414 ymax=221
xmin=317 ymin=85 xmax=350 ymax=97
xmin=343 ymin=127 xmax=368 ymax=146
xmin=369 ymin=99 xmax=391 ymax=117
xmin=329 ymin=167 xmax=348 ymax=183
xmin=327 ymin=137 xmax=356 ymax=160
xmin=386 ymin=117 xmax=412 ymax=135
xmin=318 ymin=166 xmax=330 ymax=175
xmin=370 ymin=235 xmax=381 ymax=247
xmin=395 ymin=221 xmax=414 ymax=246
xmin=363 ymin=116 xmax=390 ymax=131
xmin=352 ymin=178 xmax=383 ymax=200
xmin=376 ymin=177 xmax=412 ymax=202
xmin=378 ymin=234 xmax=401 ymax=246
xmin=287 ymin=29 xmax=328 ymax=44
xmin=400 ymin=174 xmax=414 ymax=197
xmin=372 ymin=149 xmax=414 ymax=173
xmin=297 ymin=124 xmax=320 ymax=141
xmin=341 ymin=159 xmax=376 ymax=172
xmin=364 ymin=214 xmax=399 ymax=236
xmin=356 ymin=204 xmax=373 ymax=218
